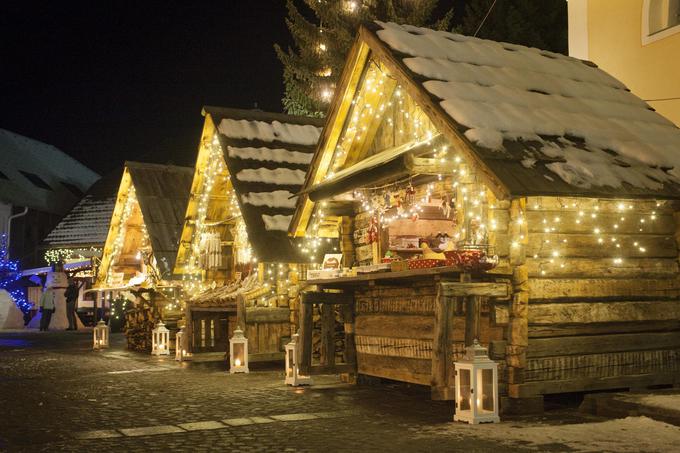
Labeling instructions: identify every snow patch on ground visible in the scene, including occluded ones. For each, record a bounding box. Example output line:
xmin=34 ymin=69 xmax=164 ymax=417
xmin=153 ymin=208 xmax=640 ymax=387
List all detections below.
xmin=637 ymin=394 xmax=680 ymax=412
xmin=219 ymin=119 xmax=321 ymax=146
xmin=375 ymin=21 xmax=680 ymax=191
xmin=261 ymin=214 xmax=293 ymax=231
xmin=431 ymin=416 xmax=680 ymax=453
xmin=241 ymin=191 xmax=297 ymax=209
xmin=236 ymin=168 xmax=306 ymax=186
xmin=227 ymin=146 xmax=313 ymax=165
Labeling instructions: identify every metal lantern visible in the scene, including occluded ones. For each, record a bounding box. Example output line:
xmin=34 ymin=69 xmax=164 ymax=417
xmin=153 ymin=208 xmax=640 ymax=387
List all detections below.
xmin=284 ymin=333 xmax=312 ymax=386
xmin=93 ymin=320 xmax=110 ymax=350
xmin=175 ymin=327 xmax=190 ymax=362
xmin=151 ymin=321 xmax=170 ymax=356
xmin=229 ymin=327 xmax=249 ymax=373
xmin=454 ymin=339 xmax=500 ymax=424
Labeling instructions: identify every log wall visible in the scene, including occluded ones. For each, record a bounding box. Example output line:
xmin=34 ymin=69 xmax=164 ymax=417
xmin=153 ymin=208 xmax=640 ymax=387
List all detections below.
xmin=494 ymin=197 xmax=680 ymax=398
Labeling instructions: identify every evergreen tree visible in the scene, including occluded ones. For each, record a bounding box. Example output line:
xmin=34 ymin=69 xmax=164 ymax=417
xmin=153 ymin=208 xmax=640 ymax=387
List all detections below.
xmin=459 ymin=0 xmax=568 ymax=54
xmin=275 ymin=0 xmax=452 ymax=117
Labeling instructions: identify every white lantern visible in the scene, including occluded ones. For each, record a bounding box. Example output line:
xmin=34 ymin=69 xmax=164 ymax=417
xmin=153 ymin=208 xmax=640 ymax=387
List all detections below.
xmin=229 ymin=327 xmax=249 ymax=373
xmin=454 ymin=339 xmax=500 ymax=424
xmin=151 ymin=321 xmax=170 ymax=356
xmin=284 ymin=333 xmax=312 ymax=386
xmin=93 ymin=320 xmax=110 ymax=350
xmin=175 ymin=327 xmax=191 ymax=362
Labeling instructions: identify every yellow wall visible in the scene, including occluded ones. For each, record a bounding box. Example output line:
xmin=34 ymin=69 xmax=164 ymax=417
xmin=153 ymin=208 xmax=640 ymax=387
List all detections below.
xmin=584 ymin=0 xmax=680 ymax=126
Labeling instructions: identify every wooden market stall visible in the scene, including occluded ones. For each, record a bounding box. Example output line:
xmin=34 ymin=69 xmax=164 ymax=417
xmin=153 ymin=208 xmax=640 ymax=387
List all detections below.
xmin=289 ymin=22 xmax=680 ymax=412
xmin=173 ymin=107 xmax=326 ymax=359
xmin=95 ymin=161 xmax=193 ymax=351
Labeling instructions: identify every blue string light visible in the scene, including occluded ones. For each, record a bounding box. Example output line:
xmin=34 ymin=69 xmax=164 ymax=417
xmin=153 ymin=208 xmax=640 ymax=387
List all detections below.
xmin=0 ymin=233 xmax=31 ymax=313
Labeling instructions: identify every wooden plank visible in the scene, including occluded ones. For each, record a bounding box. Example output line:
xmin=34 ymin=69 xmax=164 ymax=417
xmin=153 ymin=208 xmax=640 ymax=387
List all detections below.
xmin=320 ymin=303 xmax=335 ymax=367
xmin=304 ymin=265 xmax=466 ymax=287
xmin=528 ymin=332 xmax=680 ymax=358
xmin=299 ymin=301 xmax=313 ymax=375
xmin=357 ymin=353 xmax=432 ymax=385
xmin=494 ymin=300 xmax=680 ymax=326
xmin=440 ymin=282 xmax=509 ymax=297
xmin=525 ymin=257 xmax=679 ymax=279
xmin=356 ymin=295 xmax=436 ymax=315
xmin=525 ymin=210 xmax=676 ymax=235
xmin=511 ymin=372 xmax=680 ymax=398
xmin=526 ymin=233 xmax=677 ymax=258
xmin=431 ymin=284 xmax=453 ymax=400
xmin=529 ymin=320 xmax=680 ymax=338
xmin=301 ymin=291 xmax=354 ymax=305
xmin=245 ymin=307 xmax=289 ymax=324
xmin=525 ymin=197 xmax=672 ymax=213
xmin=355 ymin=314 xmax=433 ymax=340
xmin=341 ymin=303 xmax=357 ymax=370
xmin=528 ymin=279 xmax=680 ymax=301
xmin=249 ymin=352 xmax=285 ymax=363
xmin=355 ymin=335 xmax=432 ymax=359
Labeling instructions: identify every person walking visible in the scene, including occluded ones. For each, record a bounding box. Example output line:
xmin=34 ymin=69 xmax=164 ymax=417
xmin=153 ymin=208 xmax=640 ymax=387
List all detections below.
xmin=39 ymin=286 xmax=56 ymax=331
xmin=64 ymin=279 xmax=82 ymax=331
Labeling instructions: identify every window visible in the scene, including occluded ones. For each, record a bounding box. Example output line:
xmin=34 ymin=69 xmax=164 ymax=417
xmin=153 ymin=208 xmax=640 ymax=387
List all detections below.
xmin=19 ymin=170 xmax=53 ymax=191
xmin=643 ymin=0 xmax=680 ymax=45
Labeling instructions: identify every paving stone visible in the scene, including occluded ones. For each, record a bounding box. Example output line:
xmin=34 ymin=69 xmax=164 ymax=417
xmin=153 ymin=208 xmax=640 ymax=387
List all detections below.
xmin=73 ymin=429 xmax=122 ymax=439
xmin=270 ymin=413 xmax=318 ymax=422
xmin=177 ymin=420 xmax=226 ymax=431
xmin=221 ymin=417 xmax=254 ymax=426
xmin=119 ymin=425 xmax=185 ymax=436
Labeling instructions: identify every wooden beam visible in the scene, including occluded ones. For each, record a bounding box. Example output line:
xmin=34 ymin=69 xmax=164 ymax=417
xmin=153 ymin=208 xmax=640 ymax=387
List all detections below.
xmin=431 ymin=283 xmax=454 ymax=400
xmin=301 ymin=291 xmax=354 ymax=305
xmin=465 ymin=296 xmax=483 ymax=347
xmin=357 ymin=353 xmax=431 ymax=386
xmin=440 ymin=282 xmax=509 ymax=297
xmin=299 ymin=301 xmax=313 ymax=375
xmin=342 ymin=303 xmax=357 ymax=371
xmin=320 ymin=303 xmax=335 ymax=367
xmin=309 ymin=363 xmax=356 ymax=375
xmin=245 ymin=307 xmax=289 ymax=324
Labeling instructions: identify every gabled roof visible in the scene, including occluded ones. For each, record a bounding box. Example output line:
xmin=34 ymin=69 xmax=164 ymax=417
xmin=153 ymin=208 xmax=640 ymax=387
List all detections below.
xmin=125 ymin=162 xmax=194 ymax=275
xmin=43 ymin=168 xmax=122 ymax=249
xmin=291 ymin=22 xmax=680 ymax=235
xmin=203 ymin=106 xmax=324 ymax=263
xmin=0 ymin=129 xmax=99 ymax=214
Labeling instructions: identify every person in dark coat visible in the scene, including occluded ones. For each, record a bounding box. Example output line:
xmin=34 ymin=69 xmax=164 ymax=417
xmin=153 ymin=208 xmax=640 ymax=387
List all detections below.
xmin=64 ymin=279 xmax=83 ymax=330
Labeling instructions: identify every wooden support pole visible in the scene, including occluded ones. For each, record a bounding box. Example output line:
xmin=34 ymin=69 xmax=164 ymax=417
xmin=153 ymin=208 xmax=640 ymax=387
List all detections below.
xmin=341 ymin=301 xmax=357 ymax=374
xmin=299 ymin=300 xmax=313 ymax=375
xmin=236 ymin=294 xmax=246 ymax=331
xmin=465 ymin=296 xmax=482 ymax=347
xmin=508 ymin=198 xmax=530 ymax=391
xmin=431 ymin=282 xmax=454 ymax=400
xmin=320 ymin=303 xmax=335 ymax=367
xmin=185 ymin=304 xmax=193 ymax=354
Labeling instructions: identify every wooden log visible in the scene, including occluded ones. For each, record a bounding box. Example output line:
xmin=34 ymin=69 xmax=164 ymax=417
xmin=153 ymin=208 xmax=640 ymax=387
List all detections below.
xmin=494 ymin=300 xmax=680 ymax=326
xmin=355 ymin=314 xmax=434 ymax=340
xmin=245 ymin=307 xmax=289 ymax=324
xmin=507 ymin=198 xmax=529 ymax=386
xmin=525 ymin=197 xmax=672 ymax=213
xmin=529 ymin=320 xmax=680 ymax=338
xmin=357 ymin=353 xmax=432 ymax=386
xmin=528 ymin=331 xmax=680 ymax=358
xmin=299 ymin=301 xmax=313 ymax=375
xmin=526 ymin=233 xmax=676 ymax=258
xmin=525 ymin=210 xmax=676 ymax=235
xmin=528 ymin=278 xmax=680 ymax=301
xmin=439 ymin=282 xmax=509 ymax=297
xmin=431 ymin=283 xmax=454 ymax=400
xmin=355 ymin=335 xmax=432 ymax=359
xmin=465 ymin=296 xmax=483 ymax=347
xmin=320 ymin=303 xmax=335 ymax=367
xmin=525 ymin=257 xmax=679 ymax=279
xmin=236 ymin=295 xmax=246 ymax=331
xmin=185 ymin=305 xmax=193 ymax=353
xmin=309 ymin=363 xmax=356 ymax=375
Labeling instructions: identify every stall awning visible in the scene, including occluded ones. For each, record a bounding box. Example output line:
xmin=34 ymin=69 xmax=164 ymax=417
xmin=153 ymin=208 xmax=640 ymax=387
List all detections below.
xmin=303 ymin=135 xmax=444 ymax=202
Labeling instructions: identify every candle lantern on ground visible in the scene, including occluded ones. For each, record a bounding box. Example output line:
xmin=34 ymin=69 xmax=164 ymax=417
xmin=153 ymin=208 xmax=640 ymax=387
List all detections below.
xmin=284 ymin=333 xmax=312 ymax=386
xmin=93 ymin=320 xmax=110 ymax=350
xmin=453 ymin=339 xmax=500 ymax=424
xmin=151 ymin=321 xmax=170 ymax=356
xmin=175 ymin=327 xmax=190 ymax=362
xmin=229 ymin=327 xmax=249 ymax=373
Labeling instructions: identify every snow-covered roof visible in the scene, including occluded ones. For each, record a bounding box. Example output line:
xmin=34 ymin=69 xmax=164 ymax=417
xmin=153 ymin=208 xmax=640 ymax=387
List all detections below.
xmin=372 ymin=22 xmax=680 ymax=198
xmin=43 ymin=168 xmax=122 ymax=248
xmin=203 ymin=107 xmax=324 ymax=262
xmin=0 ymin=129 xmax=99 ymax=214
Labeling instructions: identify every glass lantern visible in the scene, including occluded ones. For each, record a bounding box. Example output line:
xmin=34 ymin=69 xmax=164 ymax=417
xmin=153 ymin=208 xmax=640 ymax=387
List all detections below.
xmin=175 ymin=327 xmax=191 ymax=362
xmin=229 ymin=327 xmax=249 ymax=373
xmin=284 ymin=333 xmax=312 ymax=386
xmin=93 ymin=320 xmax=110 ymax=350
xmin=151 ymin=321 xmax=170 ymax=356
xmin=454 ymin=339 xmax=500 ymax=424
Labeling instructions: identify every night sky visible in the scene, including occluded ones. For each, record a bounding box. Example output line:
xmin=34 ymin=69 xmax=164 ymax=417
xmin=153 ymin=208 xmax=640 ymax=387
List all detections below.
xmin=1 ymin=1 xmax=461 ymax=176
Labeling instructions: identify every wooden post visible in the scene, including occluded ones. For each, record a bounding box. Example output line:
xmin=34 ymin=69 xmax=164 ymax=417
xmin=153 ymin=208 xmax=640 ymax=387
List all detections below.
xmin=465 ymin=296 xmax=482 ymax=346
xmin=299 ymin=298 xmax=313 ymax=375
xmin=431 ymin=282 xmax=454 ymax=400
xmin=236 ymin=294 xmax=247 ymax=331
xmin=185 ymin=305 xmax=193 ymax=354
xmin=320 ymin=303 xmax=335 ymax=367
xmin=341 ymin=302 xmax=357 ymax=371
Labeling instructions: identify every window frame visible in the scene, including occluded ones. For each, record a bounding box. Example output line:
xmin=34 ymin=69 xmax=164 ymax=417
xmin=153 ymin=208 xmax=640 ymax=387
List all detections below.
xmin=643 ymin=0 xmax=680 ymax=45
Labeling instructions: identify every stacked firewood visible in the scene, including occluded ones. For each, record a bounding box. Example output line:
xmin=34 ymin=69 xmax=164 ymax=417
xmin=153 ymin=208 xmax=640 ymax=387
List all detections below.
xmin=311 ymin=306 xmax=346 ymax=361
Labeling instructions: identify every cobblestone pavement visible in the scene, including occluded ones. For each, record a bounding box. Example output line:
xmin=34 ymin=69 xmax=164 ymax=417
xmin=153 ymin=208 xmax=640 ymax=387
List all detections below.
xmin=0 ymin=330 xmax=628 ymax=452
